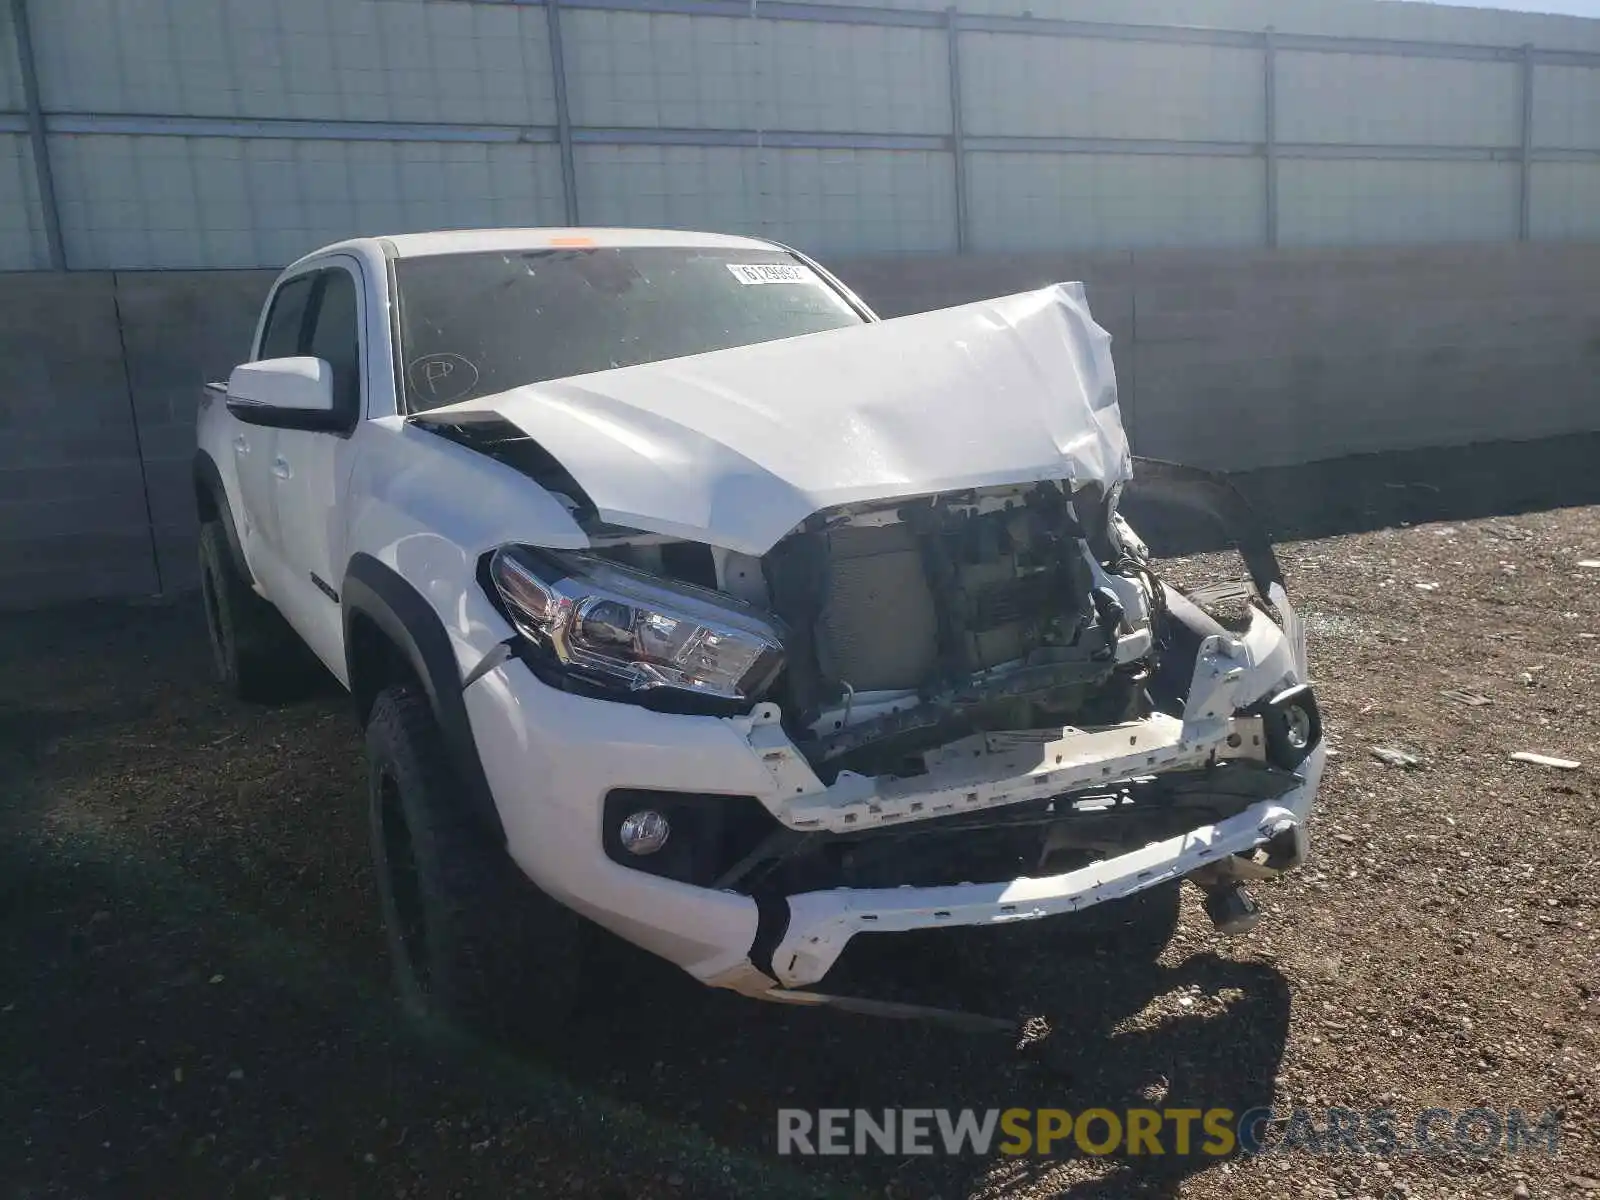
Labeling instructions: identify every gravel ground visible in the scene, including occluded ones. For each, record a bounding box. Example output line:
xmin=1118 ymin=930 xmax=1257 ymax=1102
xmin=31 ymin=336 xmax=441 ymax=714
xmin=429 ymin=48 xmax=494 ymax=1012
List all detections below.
xmin=2 ymin=439 xmax=1597 ymax=1199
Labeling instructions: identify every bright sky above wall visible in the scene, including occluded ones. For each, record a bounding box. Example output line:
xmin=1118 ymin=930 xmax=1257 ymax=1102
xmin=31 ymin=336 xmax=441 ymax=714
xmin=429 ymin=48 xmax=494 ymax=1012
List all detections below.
xmin=1402 ymin=0 xmax=1600 ymax=15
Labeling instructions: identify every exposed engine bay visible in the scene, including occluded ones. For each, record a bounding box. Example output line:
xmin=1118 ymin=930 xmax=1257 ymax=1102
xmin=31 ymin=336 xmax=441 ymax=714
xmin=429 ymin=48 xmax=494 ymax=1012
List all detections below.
xmin=590 ymin=479 xmax=1163 ymax=783
xmin=569 ymin=470 xmax=1315 ymax=899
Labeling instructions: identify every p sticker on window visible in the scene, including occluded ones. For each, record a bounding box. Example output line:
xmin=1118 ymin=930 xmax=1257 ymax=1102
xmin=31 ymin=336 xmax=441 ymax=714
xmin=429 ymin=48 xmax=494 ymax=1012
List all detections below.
xmin=726 ymin=262 xmax=820 ymax=286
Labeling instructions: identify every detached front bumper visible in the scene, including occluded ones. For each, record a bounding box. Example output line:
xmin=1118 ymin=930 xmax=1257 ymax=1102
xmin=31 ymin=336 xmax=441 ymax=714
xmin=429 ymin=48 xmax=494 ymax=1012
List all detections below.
xmin=722 ymin=591 xmax=1319 ymax=990
xmin=466 ymin=581 xmax=1321 ymax=995
xmin=763 ymin=755 xmax=1319 ymax=989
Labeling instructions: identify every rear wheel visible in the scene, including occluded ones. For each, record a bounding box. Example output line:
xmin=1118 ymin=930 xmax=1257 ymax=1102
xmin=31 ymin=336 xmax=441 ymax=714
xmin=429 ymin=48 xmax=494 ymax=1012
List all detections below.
xmin=366 ymin=684 xmax=582 ymax=1043
xmin=197 ymin=520 xmax=313 ymax=703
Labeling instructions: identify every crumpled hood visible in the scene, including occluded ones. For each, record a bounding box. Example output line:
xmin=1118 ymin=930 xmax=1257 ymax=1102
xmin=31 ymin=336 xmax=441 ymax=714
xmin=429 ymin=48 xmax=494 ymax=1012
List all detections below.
xmin=413 ymin=283 xmax=1131 ymax=556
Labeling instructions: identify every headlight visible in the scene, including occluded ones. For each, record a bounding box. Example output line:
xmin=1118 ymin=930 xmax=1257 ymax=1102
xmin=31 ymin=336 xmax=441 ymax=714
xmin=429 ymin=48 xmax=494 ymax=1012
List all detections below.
xmin=487 ymin=546 xmax=785 ymax=703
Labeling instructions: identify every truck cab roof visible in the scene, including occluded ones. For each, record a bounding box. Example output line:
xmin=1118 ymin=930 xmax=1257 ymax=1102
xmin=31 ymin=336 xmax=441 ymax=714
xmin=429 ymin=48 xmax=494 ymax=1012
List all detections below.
xmin=289 ymin=227 xmax=787 ymax=271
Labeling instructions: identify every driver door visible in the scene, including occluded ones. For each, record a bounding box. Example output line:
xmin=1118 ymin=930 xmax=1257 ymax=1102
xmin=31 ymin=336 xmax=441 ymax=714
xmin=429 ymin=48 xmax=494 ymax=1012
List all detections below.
xmin=267 ymin=260 xmax=366 ymax=678
xmin=230 ymin=271 xmax=315 ymax=592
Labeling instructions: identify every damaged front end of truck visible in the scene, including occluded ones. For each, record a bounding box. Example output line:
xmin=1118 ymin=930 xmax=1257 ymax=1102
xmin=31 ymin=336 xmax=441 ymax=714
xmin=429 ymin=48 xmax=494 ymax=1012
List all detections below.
xmin=417 ymin=282 xmax=1324 ymax=1000
xmin=727 ymin=460 xmax=1321 ymax=993
xmin=673 ymin=462 xmax=1323 ymax=997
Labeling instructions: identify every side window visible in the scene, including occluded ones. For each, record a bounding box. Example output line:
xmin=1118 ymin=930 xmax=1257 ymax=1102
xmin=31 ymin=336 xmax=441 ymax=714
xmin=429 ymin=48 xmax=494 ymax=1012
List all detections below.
xmin=258 ymin=275 xmax=315 ymax=361
xmin=306 ymin=268 xmax=362 ymax=424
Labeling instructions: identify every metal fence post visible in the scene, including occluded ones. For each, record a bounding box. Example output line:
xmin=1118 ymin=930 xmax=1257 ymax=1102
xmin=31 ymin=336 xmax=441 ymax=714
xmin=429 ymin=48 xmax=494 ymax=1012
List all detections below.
xmin=1264 ymin=25 xmax=1278 ymax=250
xmin=546 ymin=0 xmax=580 ymax=226
xmin=946 ymin=6 xmax=968 ymax=253
xmin=10 ymin=0 xmax=66 ymax=269
xmin=1519 ymin=43 xmax=1534 ymax=242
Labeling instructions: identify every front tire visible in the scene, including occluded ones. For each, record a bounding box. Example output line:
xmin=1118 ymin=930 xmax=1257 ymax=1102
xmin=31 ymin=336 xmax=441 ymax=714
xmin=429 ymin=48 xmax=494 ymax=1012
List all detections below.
xmin=365 ymin=684 xmax=582 ymax=1043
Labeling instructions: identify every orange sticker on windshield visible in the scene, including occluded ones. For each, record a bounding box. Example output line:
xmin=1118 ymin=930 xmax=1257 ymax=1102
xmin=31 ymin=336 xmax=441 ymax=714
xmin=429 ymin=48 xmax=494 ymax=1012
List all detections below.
xmin=548 ymin=236 xmax=597 ymax=247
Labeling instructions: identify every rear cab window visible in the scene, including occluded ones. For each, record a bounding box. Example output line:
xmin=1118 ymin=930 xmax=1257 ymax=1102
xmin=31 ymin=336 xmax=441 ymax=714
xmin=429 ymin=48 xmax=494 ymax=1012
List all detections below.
xmin=257 ymin=274 xmax=315 ymax=361
xmin=252 ymin=265 xmax=364 ymax=429
xmin=305 ymin=268 xmax=362 ymax=421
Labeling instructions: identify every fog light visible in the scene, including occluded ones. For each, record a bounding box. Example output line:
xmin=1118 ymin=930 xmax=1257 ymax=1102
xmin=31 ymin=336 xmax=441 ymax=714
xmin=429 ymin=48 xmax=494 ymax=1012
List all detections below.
xmin=1283 ymin=703 xmax=1312 ymax=751
xmin=618 ymin=810 xmax=671 ymax=855
xmin=1257 ymin=684 xmax=1321 ymax=769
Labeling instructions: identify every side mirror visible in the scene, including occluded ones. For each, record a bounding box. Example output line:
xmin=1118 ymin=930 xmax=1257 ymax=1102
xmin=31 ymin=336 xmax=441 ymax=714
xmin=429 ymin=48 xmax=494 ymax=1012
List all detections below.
xmin=226 ymin=357 xmax=342 ymax=430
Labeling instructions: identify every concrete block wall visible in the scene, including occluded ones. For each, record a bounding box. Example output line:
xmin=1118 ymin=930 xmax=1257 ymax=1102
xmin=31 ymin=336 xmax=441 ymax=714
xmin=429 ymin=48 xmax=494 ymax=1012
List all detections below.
xmin=1116 ymin=244 xmax=1600 ymax=470
xmin=836 ymin=249 xmax=1136 ymax=344
xmin=0 ymin=268 xmax=278 ymax=607
xmin=113 ymin=269 xmax=277 ymax=592
xmin=0 ymin=273 xmax=156 ymax=606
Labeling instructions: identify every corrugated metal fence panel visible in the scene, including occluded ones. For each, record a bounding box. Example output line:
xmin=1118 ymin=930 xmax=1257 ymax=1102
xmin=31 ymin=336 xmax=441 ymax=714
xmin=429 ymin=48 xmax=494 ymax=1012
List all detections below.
xmin=966 ymin=152 xmax=1264 ymax=252
xmin=1278 ymin=160 xmax=1520 ymax=246
xmin=754 ymin=20 xmax=950 ymax=135
xmin=574 ymin=144 xmax=957 ymax=254
xmin=0 ymin=134 xmax=48 ymax=270
xmin=564 ymin=11 xmax=760 ymax=131
xmin=1277 ymin=52 xmax=1521 ymax=147
xmin=564 ymin=10 xmax=950 ymax=134
xmin=5 ymin=0 xmax=1600 ymax=267
xmin=1532 ymin=65 xmax=1600 ymax=150
xmin=48 ymin=134 xmax=567 ymax=269
xmin=0 ymin=12 xmax=22 ymax=112
xmin=938 ymin=0 xmax=1600 ymax=47
xmin=1530 ymin=164 xmax=1600 ymax=241
xmin=27 ymin=0 xmax=557 ymax=124
xmin=960 ymin=34 xmax=1263 ymax=142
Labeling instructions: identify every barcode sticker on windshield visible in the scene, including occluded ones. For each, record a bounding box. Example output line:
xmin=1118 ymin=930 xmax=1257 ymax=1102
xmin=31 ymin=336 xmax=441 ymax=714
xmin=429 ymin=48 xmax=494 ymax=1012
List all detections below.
xmin=726 ymin=262 xmax=820 ymax=286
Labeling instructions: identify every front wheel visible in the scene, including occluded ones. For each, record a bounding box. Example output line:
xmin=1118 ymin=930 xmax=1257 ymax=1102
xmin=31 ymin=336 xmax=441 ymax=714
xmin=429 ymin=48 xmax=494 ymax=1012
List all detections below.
xmin=366 ymin=684 xmax=582 ymax=1044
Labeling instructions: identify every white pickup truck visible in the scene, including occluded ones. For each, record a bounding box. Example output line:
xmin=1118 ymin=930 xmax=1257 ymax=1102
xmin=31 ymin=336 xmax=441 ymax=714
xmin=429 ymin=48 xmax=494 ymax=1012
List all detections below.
xmin=194 ymin=227 xmax=1323 ymax=1036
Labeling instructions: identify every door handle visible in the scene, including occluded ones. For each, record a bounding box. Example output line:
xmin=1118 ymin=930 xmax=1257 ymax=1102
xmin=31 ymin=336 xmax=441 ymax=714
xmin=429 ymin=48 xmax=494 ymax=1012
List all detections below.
xmin=272 ymin=456 xmax=292 ymax=480
xmin=233 ymin=435 xmax=249 ymax=455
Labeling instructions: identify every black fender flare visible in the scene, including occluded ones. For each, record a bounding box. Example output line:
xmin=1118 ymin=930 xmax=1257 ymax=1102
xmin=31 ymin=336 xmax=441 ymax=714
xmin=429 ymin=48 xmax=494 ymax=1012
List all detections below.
xmin=1125 ymin=457 xmax=1288 ymax=718
xmin=192 ymin=450 xmax=253 ymax=584
xmin=1126 ymin=457 xmax=1287 ymax=599
xmin=342 ymin=552 xmax=506 ymax=845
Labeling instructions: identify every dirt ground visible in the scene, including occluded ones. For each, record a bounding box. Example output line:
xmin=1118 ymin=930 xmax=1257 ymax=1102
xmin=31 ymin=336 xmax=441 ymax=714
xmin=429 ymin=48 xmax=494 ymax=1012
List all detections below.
xmin=3 ymin=437 xmax=1598 ymax=1199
